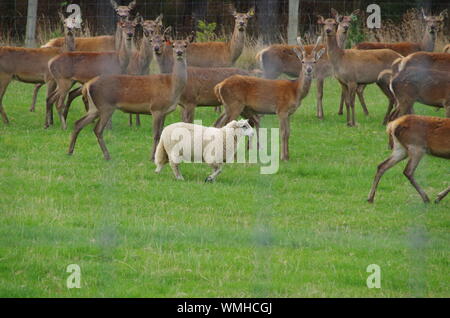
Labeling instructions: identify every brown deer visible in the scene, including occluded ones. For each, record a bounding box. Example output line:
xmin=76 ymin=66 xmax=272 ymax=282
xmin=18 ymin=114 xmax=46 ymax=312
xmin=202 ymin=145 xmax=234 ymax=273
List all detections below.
xmin=320 ymin=16 xmax=402 ymax=126
xmin=256 ymin=9 xmax=359 ymax=119
xmin=389 ymin=67 xmax=450 ymax=120
xmin=345 ymin=8 xmax=447 ymax=117
xmin=356 ymin=9 xmax=447 ymax=55
xmin=152 ymin=8 xmax=254 ymax=73
xmin=368 ymin=115 xmax=450 ymax=203
xmin=213 ymin=37 xmax=325 ymax=161
xmin=68 ymin=38 xmax=192 ymax=161
xmin=0 ymin=13 xmax=77 ymax=125
xmin=47 ymin=17 xmax=138 ymax=130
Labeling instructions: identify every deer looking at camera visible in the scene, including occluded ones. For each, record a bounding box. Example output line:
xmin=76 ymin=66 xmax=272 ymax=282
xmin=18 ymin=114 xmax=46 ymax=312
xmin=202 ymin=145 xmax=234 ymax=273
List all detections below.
xmin=256 ymin=9 xmax=359 ymax=119
xmin=320 ymin=15 xmax=402 ymax=126
xmin=214 ymin=37 xmax=325 ymax=161
xmin=68 ymin=38 xmax=192 ymax=161
xmin=47 ymin=17 xmax=138 ymax=129
xmin=0 ymin=13 xmax=77 ymax=125
xmin=368 ymin=115 xmax=450 ymax=203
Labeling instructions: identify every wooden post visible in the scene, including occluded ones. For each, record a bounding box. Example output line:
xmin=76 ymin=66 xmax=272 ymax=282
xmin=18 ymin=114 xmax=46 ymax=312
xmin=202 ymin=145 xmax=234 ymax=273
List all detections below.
xmin=25 ymin=0 xmax=38 ymax=47
xmin=288 ymin=0 xmax=299 ymax=45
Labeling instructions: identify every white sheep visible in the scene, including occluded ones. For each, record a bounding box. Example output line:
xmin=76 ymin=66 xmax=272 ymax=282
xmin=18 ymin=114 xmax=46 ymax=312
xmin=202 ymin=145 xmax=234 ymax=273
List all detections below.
xmin=154 ymin=120 xmax=254 ymax=182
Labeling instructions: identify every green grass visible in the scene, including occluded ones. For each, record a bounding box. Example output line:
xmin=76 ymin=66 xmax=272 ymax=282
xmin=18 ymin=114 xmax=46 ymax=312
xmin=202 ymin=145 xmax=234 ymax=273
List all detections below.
xmin=0 ymin=77 xmax=449 ymax=297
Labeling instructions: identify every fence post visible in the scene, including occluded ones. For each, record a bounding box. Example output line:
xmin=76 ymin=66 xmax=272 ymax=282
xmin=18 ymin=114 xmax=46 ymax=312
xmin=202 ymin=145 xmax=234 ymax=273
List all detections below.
xmin=25 ymin=0 xmax=39 ymax=47
xmin=288 ymin=0 xmax=299 ymax=45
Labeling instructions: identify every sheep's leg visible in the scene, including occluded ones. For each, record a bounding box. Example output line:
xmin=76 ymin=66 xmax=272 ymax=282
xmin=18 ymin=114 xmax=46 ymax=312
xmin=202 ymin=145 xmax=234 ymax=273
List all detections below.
xmin=316 ymin=77 xmax=324 ymax=119
xmin=278 ymin=113 xmax=290 ymax=161
xmin=356 ymin=84 xmax=369 ymax=116
xmin=0 ymin=74 xmax=12 ymax=124
xmin=170 ymin=161 xmax=184 ymax=180
xmin=205 ymin=165 xmax=222 ymax=183
xmin=68 ymin=109 xmax=100 ymax=155
xmin=94 ymin=107 xmax=115 ymax=160
xmin=403 ymin=147 xmax=429 ymax=203
xmin=435 ymin=186 xmax=450 ymax=203
xmin=29 ymin=83 xmax=43 ymax=112
xmin=368 ymin=143 xmax=407 ymax=203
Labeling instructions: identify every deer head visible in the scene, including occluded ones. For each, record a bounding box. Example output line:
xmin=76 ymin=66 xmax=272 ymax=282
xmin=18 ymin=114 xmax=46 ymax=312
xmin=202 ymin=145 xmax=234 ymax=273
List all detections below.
xmin=111 ymin=0 xmax=136 ymax=22
xmin=332 ymin=9 xmax=360 ymax=34
xmin=231 ymin=7 xmax=255 ymax=32
xmin=152 ymin=26 xmax=172 ymax=56
xmin=119 ymin=15 xmax=140 ymax=42
xmin=422 ymin=8 xmax=448 ymax=34
xmin=171 ymin=37 xmax=193 ymax=61
xmin=317 ymin=15 xmax=338 ymax=36
xmin=293 ymin=36 xmax=325 ymax=76
xmin=142 ymin=14 xmax=163 ymax=36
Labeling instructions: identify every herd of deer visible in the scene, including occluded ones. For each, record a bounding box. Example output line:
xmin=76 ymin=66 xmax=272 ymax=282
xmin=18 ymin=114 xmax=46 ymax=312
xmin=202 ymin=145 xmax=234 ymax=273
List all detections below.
xmin=0 ymin=1 xmax=449 ymax=203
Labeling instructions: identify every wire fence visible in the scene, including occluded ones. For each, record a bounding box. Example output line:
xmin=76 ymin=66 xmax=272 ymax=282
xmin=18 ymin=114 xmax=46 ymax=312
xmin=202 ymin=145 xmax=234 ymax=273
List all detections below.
xmin=0 ymin=0 xmax=449 ymax=45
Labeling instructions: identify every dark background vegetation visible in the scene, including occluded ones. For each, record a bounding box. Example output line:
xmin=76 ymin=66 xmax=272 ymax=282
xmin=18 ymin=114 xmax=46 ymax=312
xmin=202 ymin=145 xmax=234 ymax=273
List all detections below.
xmin=0 ymin=0 xmax=448 ymax=43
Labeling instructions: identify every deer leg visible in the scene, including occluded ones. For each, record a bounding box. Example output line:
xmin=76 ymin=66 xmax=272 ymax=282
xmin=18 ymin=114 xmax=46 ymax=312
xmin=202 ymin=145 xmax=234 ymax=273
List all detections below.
xmin=445 ymin=103 xmax=450 ymax=118
xmin=55 ymin=79 xmax=73 ymax=130
xmin=45 ymin=80 xmax=57 ymax=128
xmin=316 ymin=77 xmax=324 ymax=119
xmin=278 ymin=113 xmax=290 ymax=161
xmin=181 ymin=104 xmax=196 ymax=123
xmin=29 ymin=83 xmax=43 ymax=112
xmin=383 ymin=96 xmax=396 ymax=125
xmin=94 ymin=108 xmax=115 ymax=160
xmin=435 ymin=186 xmax=450 ymax=203
xmin=214 ymin=106 xmax=222 ymax=113
xmin=0 ymin=74 xmax=12 ymax=124
xmin=368 ymin=143 xmax=407 ymax=203
xmin=63 ymin=86 xmax=82 ymax=120
xmin=356 ymin=84 xmax=369 ymax=116
xmin=128 ymin=114 xmax=133 ymax=126
xmin=135 ymin=114 xmax=141 ymax=126
xmin=169 ymin=161 xmax=184 ymax=180
xmin=403 ymin=147 xmax=429 ymax=203
xmin=68 ymin=109 xmax=100 ymax=155
xmin=346 ymin=83 xmax=357 ymax=127
xmin=205 ymin=164 xmax=223 ymax=182
xmin=150 ymin=111 xmax=166 ymax=162
xmin=338 ymin=86 xmax=345 ymax=116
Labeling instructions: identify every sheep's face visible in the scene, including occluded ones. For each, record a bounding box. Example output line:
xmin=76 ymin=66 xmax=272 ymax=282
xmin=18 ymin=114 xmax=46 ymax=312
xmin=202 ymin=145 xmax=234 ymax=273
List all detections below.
xmin=234 ymin=120 xmax=254 ymax=137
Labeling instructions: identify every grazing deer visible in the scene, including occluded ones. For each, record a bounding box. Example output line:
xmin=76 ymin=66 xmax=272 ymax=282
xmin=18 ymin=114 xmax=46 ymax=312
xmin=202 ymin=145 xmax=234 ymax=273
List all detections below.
xmin=256 ymin=9 xmax=359 ymax=119
xmin=68 ymin=38 xmax=192 ymax=161
xmin=368 ymin=115 xmax=450 ymax=203
xmin=320 ymin=16 xmax=402 ymax=126
xmin=47 ymin=17 xmax=138 ymax=130
xmin=214 ymin=37 xmax=325 ymax=161
xmin=388 ymin=67 xmax=450 ymax=120
xmin=345 ymin=8 xmax=448 ymax=118
xmin=0 ymin=13 xmax=77 ymax=125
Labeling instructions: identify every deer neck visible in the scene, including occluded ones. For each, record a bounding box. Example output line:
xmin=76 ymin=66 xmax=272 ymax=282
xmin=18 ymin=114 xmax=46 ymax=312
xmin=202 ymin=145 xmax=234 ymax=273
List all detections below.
xmin=336 ymin=30 xmax=348 ymax=49
xmin=118 ymin=35 xmax=133 ymax=73
xmin=115 ymin=22 xmax=123 ymax=50
xmin=326 ymin=31 xmax=344 ymax=65
xmin=228 ymin=26 xmax=246 ymax=64
xmin=139 ymin=36 xmax=153 ymax=65
xmin=63 ymin=30 xmax=75 ymax=52
xmin=294 ymin=73 xmax=313 ymax=106
xmin=155 ymin=43 xmax=174 ymax=73
xmin=420 ymin=29 xmax=436 ymax=52
xmin=170 ymin=57 xmax=188 ymax=104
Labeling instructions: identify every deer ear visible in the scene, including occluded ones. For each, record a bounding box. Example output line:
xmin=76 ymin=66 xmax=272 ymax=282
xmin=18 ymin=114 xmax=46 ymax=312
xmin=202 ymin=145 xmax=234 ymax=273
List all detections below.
xmin=58 ymin=11 xmax=65 ymax=23
xmin=331 ymin=8 xmax=339 ymax=18
xmin=351 ymin=9 xmax=360 ymax=17
xmin=247 ymin=7 xmax=255 ymax=17
xmin=293 ymin=48 xmax=303 ymax=61
xmin=439 ymin=9 xmax=448 ymax=20
xmin=187 ymin=31 xmax=195 ymax=43
xmin=135 ymin=13 xmax=143 ymax=24
xmin=155 ymin=13 xmax=163 ymax=25
xmin=315 ymin=48 xmax=326 ymax=61
xmin=421 ymin=8 xmax=428 ymax=20
xmin=128 ymin=0 xmax=137 ymax=10
xmin=110 ymin=0 xmax=118 ymax=10
xmin=317 ymin=15 xmax=325 ymax=24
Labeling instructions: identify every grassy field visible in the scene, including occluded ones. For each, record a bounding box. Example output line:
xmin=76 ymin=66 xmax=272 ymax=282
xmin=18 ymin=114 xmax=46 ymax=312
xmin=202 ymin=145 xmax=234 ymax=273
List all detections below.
xmin=0 ymin=77 xmax=448 ymax=298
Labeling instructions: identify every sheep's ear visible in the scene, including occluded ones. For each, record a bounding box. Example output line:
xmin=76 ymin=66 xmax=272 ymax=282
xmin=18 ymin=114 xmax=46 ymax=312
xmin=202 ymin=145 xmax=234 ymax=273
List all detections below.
xmin=315 ymin=48 xmax=326 ymax=61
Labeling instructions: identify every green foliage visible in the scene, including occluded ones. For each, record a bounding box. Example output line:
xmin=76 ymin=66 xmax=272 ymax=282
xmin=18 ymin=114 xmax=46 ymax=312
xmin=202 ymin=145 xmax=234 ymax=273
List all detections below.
xmin=195 ymin=20 xmax=217 ymax=42
xmin=346 ymin=15 xmax=366 ymax=48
